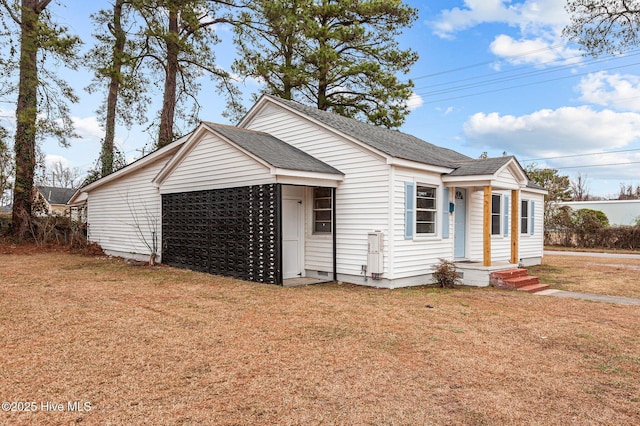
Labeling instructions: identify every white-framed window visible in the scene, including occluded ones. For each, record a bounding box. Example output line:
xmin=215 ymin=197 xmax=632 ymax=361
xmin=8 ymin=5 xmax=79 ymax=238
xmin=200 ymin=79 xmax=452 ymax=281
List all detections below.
xmin=520 ymin=199 xmax=535 ymax=235
xmin=416 ymin=185 xmax=437 ymax=235
xmin=521 ymin=199 xmax=529 ymax=234
xmin=313 ymin=187 xmax=332 ymax=234
xmin=491 ymin=194 xmax=501 ymax=235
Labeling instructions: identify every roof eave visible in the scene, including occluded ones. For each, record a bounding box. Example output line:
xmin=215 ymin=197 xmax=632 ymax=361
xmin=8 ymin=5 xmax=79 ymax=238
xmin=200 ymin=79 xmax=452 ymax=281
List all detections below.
xmin=388 ymin=157 xmax=454 ymax=174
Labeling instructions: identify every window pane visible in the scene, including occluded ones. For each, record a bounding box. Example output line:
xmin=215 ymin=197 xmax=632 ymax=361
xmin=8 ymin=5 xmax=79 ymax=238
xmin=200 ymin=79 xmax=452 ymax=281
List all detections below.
xmin=521 ymin=217 xmax=528 ymax=234
xmin=416 ymin=210 xmax=435 ymax=221
xmin=314 ymin=198 xmax=331 ymax=209
xmin=315 ymin=210 xmax=331 ymax=221
xmin=492 ymin=194 xmax=501 ymax=213
xmin=314 ymin=187 xmax=331 ymax=198
xmin=491 ymin=215 xmax=501 ymax=235
xmin=521 ymin=200 xmax=528 ymax=216
xmin=417 ymin=186 xmax=435 ymax=198
xmin=416 ymin=223 xmax=435 ymax=234
xmin=417 ymin=198 xmax=435 ymax=209
xmin=315 ymin=221 xmax=331 ymax=233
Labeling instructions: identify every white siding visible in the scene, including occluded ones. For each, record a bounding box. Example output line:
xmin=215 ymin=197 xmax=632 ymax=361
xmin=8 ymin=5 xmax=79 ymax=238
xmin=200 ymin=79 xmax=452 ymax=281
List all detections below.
xmin=495 ymin=167 xmax=520 ymax=188
xmin=159 ymin=132 xmax=274 ymax=194
xmin=245 ymin=105 xmax=389 ymax=277
xmin=87 ymin=155 xmax=170 ymax=260
xmin=519 ymin=191 xmax=545 ymax=261
xmin=390 ymin=167 xmax=453 ymax=280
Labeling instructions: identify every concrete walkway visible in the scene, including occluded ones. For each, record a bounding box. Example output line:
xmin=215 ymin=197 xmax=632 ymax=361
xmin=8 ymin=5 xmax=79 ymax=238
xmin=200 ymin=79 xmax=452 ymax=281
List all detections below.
xmin=545 ymin=250 xmax=640 ymax=259
xmin=535 ymin=289 xmax=640 ymax=306
xmin=539 ymin=251 xmax=640 ymax=305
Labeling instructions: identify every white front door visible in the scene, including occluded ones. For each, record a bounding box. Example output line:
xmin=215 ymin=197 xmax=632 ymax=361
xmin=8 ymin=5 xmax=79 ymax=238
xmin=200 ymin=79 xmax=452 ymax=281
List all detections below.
xmin=282 ymin=198 xmax=304 ymax=279
xmin=454 ymin=188 xmax=467 ymax=259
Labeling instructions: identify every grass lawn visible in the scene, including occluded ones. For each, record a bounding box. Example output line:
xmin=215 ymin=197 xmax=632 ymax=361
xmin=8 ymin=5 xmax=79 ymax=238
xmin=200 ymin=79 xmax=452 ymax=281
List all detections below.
xmin=530 ymin=254 xmax=640 ymax=299
xmin=1 ymin=245 xmax=639 ymax=425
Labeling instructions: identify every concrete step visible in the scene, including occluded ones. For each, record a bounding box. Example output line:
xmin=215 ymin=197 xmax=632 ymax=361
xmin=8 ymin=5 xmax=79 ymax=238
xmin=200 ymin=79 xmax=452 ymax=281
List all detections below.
xmin=517 ymin=283 xmax=550 ymax=293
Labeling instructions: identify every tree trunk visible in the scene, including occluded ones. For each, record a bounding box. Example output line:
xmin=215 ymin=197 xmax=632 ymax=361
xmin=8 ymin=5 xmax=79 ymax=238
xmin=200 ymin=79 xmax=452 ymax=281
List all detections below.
xmin=101 ymin=0 xmax=126 ymax=177
xmin=11 ymin=0 xmax=43 ymax=239
xmin=157 ymin=6 xmax=179 ymax=149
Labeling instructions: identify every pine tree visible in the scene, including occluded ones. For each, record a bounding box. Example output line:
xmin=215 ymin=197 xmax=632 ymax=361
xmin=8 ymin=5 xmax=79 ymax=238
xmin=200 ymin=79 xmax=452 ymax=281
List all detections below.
xmin=234 ymin=0 xmax=418 ymax=128
xmin=0 ymin=0 xmax=80 ymax=238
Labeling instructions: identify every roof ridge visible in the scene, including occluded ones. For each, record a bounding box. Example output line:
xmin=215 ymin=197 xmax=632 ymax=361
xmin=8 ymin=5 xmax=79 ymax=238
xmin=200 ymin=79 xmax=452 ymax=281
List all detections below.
xmin=263 ymin=94 xmax=471 ymax=168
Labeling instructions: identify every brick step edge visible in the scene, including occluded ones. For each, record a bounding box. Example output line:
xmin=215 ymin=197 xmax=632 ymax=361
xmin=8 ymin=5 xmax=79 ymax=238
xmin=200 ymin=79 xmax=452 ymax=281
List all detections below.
xmin=516 ymin=283 xmax=550 ymax=293
xmin=504 ymin=275 xmax=540 ymax=288
xmin=491 ymin=268 xmax=529 ymax=280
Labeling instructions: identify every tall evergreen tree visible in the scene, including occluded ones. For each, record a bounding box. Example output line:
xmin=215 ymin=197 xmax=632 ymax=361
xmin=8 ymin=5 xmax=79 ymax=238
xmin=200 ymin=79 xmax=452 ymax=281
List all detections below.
xmin=234 ymin=0 xmax=418 ymax=128
xmin=137 ymin=0 xmax=242 ymax=148
xmin=0 ymin=0 xmax=80 ymax=238
xmin=85 ymin=0 xmax=149 ymax=177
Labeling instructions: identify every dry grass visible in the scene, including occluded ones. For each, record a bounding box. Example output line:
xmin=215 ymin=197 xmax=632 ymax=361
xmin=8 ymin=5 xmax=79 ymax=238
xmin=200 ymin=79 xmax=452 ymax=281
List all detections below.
xmin=1 ymin=246 xmax=639 ymax=425
xmin=531 ymin=254 xmax=640 ymax=299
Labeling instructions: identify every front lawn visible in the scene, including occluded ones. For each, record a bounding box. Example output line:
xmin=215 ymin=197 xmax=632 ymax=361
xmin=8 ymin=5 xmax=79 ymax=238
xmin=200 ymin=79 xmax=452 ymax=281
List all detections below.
xmin=1 ymin=247 xmax=639 ymax=424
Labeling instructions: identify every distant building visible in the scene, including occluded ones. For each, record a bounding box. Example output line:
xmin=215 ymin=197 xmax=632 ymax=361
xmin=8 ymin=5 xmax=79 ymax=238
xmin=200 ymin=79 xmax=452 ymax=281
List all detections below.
xmin=559 ymin=200 xmax=640 ymax=226
xmin=34 ymin=186 xmax=76 ymax=217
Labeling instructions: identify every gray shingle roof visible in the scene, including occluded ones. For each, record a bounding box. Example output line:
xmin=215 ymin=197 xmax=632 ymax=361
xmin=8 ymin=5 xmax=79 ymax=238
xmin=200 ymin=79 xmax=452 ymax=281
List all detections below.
xmin=265 ymin=95 xmax=471 ymax=168
xmin=203 ymin=122 xmax=343 ymax=175
xmin=447 ymin=156 xmax=517 ymax=176
xmin=37 ymin=186 xmax=76 ymax=205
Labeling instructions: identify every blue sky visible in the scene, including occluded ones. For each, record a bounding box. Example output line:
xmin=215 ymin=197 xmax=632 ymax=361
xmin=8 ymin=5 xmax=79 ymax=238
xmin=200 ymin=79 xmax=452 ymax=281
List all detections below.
xmin=3 ymin=0 xmax=640 ymax=197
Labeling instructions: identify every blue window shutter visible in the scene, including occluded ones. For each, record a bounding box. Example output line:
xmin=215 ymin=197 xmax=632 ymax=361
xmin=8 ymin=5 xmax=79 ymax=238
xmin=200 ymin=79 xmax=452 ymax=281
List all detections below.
xmin=442 ymin=187 xmax=450 ymax=239
xmin=404 ymin=182 xmax=415 ymax=239
xmin=504 ymin=195 xmax=510 ymax=236
xmin=530 ymin=201 xmax=535 ymax=235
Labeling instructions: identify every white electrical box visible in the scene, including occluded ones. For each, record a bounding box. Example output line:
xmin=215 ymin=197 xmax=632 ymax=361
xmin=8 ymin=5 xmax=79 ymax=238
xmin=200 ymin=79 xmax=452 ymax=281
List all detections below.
xmin=367 ymin=231 xmax=384 ymax=275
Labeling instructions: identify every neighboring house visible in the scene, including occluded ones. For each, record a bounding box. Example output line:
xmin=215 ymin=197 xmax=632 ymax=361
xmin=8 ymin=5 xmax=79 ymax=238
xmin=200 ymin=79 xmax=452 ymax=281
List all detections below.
xmin=69 ymin=95 xmax=546 ymax=288
xmin=559 ymin=200 xmax=640 ymax=226
xmin=35 ymin=186 xmax=76 ymax=217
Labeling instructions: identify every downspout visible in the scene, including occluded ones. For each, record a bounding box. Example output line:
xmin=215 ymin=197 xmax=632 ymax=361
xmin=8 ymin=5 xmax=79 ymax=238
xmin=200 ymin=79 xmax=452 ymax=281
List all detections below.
xmin=332 ymin=187 xmax=337 ymax=282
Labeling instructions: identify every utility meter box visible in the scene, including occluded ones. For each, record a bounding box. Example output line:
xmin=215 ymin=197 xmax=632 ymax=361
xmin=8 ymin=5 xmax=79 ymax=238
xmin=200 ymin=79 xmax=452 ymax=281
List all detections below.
xmin=367 ymin=231 xmax=384 ymax=275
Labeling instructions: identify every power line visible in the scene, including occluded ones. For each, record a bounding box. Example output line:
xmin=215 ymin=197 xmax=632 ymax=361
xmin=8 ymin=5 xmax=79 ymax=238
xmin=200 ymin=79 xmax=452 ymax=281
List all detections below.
xmin=555 ymin=161 xmax=640 ymax=169
xmin=416 ymin=61 xmax=640 ymax=104
xmin=410 ymin=42 xmax=574 ymax=81
xmin=521 ymin=148 xmax=640 ymax=162
xmin=413 ymin=49 xmax=640 ymax=95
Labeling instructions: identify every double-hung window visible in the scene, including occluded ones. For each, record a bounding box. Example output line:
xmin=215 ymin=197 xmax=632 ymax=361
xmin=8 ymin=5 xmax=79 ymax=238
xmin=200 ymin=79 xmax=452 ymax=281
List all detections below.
xmin=313 ymin=187 xmax=332 ymax=234
xmin=416 ymin=185 xmax=437 ymax=235
xmin=521 ymin=200 xmax=529 ymax=234
xmin=491 ymin=194 xmax=501 ymax=235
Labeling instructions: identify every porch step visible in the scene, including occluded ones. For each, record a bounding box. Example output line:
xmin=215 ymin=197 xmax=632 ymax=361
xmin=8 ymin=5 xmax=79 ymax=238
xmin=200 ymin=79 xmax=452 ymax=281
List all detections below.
xmin=517 ymin=283 xmax=551 ymax=293
xmin=490 ymin=268 xmax=549 ymax=293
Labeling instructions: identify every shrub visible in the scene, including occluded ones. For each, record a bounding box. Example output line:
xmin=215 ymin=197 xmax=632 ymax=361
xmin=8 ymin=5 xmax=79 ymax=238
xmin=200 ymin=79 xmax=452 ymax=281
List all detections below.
xmin=432 ymin=258 xmax=461 ymax=288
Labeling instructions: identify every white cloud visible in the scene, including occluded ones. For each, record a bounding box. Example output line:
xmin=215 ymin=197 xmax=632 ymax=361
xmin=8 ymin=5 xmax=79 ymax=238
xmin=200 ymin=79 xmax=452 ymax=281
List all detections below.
xmin=432 ymin=0 xmax=579 ymax=66
xmin=71 ymin=116 xmax=104 ymax=141
xmin=489 ymin=34 xmax=582 ymax=67
xmin=44 ymin=154 xmax=71 ymax=169
xmin=436 ymin=106 xmax=455 ymax=115
xmin=463 ymin=106 xmax=640 ymax=156
xmin=406 ymin=93 xmax=424 ymax=110
xmin=577 ymin=71 xmax=640 ymax=112
xmin=432 ymin=0 xmax=568 ymax=38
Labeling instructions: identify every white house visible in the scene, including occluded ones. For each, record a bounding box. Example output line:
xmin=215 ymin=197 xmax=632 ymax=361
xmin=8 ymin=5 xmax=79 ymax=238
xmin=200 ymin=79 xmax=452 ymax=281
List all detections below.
xmin=69 ymin=95 xmax=546 ymax=288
